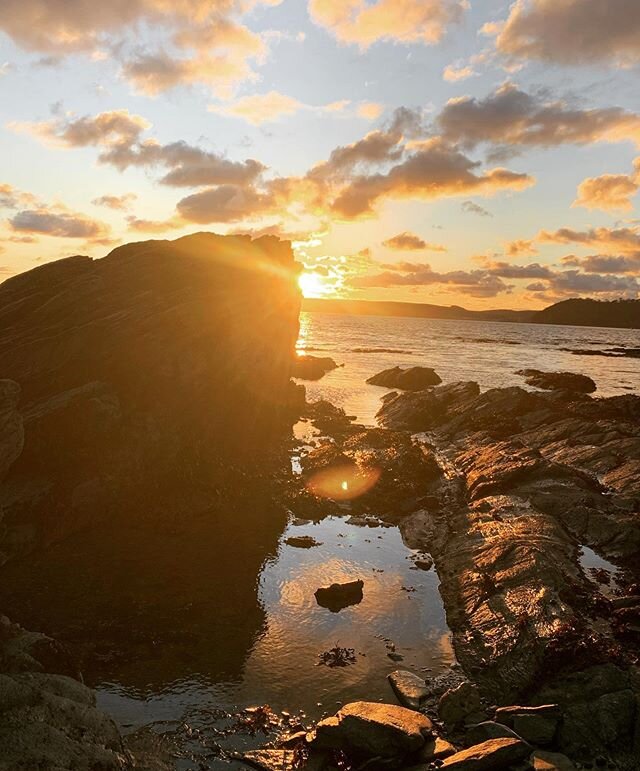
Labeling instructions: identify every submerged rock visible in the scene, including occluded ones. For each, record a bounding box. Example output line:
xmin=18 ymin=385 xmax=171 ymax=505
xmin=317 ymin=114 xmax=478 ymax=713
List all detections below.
xmin=517 ymin=369 xmax=596 ymax=394
xmin=314 ymin=580 xmax=364 ymax=612
xmin=388 ymin=670 xmax=430 ymax=710
xmin=311 ymin=701 xmax=434 ymax=758
xmin=367 ymin=366 xmax=442 ymax=390
xmin=292 ymin=355 xmax=339 ymax=381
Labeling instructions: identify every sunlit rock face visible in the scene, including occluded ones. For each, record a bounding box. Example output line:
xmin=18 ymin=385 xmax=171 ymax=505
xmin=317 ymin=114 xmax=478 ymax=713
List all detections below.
xmin=0 ymin=233 xmax=300 ymax=677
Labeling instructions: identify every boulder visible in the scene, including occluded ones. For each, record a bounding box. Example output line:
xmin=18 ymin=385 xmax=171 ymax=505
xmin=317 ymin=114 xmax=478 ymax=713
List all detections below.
xmin=292 ymin=355 xmax=339 ymax=381
xmin=367 ymin=366 xmax=442 ymax=390
xmin=441 ymin=738 xmax=530 ymax=769
xmin=438 ymin=682 xmax=483 ymax=727
xmin=530 ymin=750 xmax=576 ymax=770
xmin=311 ymin=701 xmax=433 ymax=758
xmin=314 ymin=580 xmax=364 ymax=612
xmin=377 ymin=381 xmax=480 ymax=431
xmin=388 ymin=670 xmax=429 ymax=710
xmin=517 ymin=369 xmax=596 ymax=394
xmin=465 ymin=722 xmax=522 ymax=746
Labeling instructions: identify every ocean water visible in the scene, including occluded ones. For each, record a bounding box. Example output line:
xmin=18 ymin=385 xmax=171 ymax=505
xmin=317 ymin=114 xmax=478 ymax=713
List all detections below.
xmin=296 ymin=312 xmax=640 ymax=425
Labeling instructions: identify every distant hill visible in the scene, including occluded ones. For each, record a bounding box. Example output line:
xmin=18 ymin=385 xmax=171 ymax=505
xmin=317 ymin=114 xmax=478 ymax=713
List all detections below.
xmin=302 ymin=298 xmax=536 ymax=324
xmin=534 ymin=298 xmax=640 ymax=329
xmin=302 ymin=297 xmax=640 ymax=329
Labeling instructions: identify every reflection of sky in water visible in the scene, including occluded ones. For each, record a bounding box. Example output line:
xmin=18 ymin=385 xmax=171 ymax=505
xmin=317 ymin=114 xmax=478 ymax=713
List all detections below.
xmin=97 ymin=516 xmax=453 ymax=734
xmin=296 ymin=313 xmax=640 ymax=425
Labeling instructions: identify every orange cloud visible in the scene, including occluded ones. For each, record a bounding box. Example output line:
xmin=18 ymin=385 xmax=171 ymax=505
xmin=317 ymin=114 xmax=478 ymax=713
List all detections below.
xmin=308 ymin=0 xmax=467 ymax=48
xmin=573 ymin=160 xmax=640 ymax=212
xmin=383 ymin=232 xmax=446 ymax=252
xmin=490 ymin=0 xmax=640 ymax=68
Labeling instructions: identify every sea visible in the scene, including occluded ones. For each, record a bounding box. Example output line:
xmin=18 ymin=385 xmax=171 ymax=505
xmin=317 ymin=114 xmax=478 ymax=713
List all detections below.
xmin=296 ymin=311 xmax=639 ymax=425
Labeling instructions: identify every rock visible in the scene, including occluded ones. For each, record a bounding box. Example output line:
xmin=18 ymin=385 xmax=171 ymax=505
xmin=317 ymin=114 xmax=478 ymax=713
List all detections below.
xmin=512 ymin=714 xmax=557 ymax=746
xmin=292 ymin=355 xmax=339 ymax=381
xmin=285 ymin=535 xmax=322 ymax=549
xmin=529 ymin=750 xmax=576 ymax=770
xmin=0 ymin=380 xmax=23 ymax=481
xmin=419 ymin=736 xmax=457 ymax=761
xmin=494 ymin=705 xmax=561 ymax=727
xmin=311 ymin=701 xmax=433 ymax=758
xmin=516 ymin=369 xmax=596 ymax=394
xmin=465 ymin=722 xmax=522 ymax=746
xmin=314 ymin=580 xmax=364 ymax=612
xmin=438 ymin=682 xmax=483 ymax=727
xmin=377 ymin=381 xmax=480 ymax=431
xmin=242 ymin=749 xmax=305 ymax=771
xmin=367 ymin=366 xmax=442 ymax=390
xmin=441 ymin=738 xmax=531 ymax=769
xmin=388 ymin=670 xmax=429 ymax=710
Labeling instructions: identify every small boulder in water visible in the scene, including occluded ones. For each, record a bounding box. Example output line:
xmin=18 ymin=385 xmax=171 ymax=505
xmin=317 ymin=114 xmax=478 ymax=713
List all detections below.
xmin=388 ymin=670 xmax=429 ymax=710
xmin=367 ymin=366 xmax=442 ymax=391
xmin=292 ymin=355 xmax=339 ymax=381
xmin=516 ymin=369 xmax=596 ymax=394
xmin=285 ymin=535 xmax=322 ymax=549
xmin=315 ymin=579 xmax=364 ymax=612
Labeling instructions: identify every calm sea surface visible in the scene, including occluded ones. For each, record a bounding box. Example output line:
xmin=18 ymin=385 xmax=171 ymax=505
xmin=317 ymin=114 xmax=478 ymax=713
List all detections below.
xmin=297 ymin=312 xmax=640 ymax=425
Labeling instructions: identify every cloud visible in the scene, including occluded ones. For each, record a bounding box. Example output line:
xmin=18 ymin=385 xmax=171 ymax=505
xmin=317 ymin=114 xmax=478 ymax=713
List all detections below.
xmin=505 ymin=238 xmax=537 ymax=257
xmin=461 ymin=200 xmax=492 ymax=217
xmin=357 ymin=102 xmax=384 ymax=120
xmin=92 ymin=193 xmax=138 ymax=210
xmin=176 ymin=184 xmax=274 ymax=223
xmin=538 ymin=226 xmax=640 ymax=255
xmin=308 ymin=0 xmax=468 ymax=48
xmin=529 ymin=269 xmax=639 ymax=296
xmin=0 ymin=1 xmax=279 ymax=95
xmin=490 ymin=0 xmax=640 ymax=68
xmin=351 ymin=261 xmax=512 ymax=297
xmin=483 ymin=260 xmax=552 ymax=279
xmin=0 ymin=183 xmax=38 ymax=209
xmin=437 ymin=83 xmax=640 ymax=159
xmin=331 ymin=138 xmax=534 ymax=218
xmin=9 ymin=207 xmax=111 ymax=241
xmin=573 ymin=159 xmax=640 ymax=212
xmin=382 ymin=232 xmax=446 ymax=251
xmin=560 ymin=254 xmax=640 ymax=275
xmin=209 ymin=90 xmax=356 ymax=125
xmin=443 ymin=63 xmax=476 ymax=82
xmin=14 ymin=110 xmax=265 ymax=187
xmin=126 ymin=216 xmax=184 ymax=233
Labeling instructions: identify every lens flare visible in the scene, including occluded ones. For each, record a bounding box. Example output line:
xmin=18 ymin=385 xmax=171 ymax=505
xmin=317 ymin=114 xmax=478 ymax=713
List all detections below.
xmin=306 ymin=463 xmax=381 ymax=501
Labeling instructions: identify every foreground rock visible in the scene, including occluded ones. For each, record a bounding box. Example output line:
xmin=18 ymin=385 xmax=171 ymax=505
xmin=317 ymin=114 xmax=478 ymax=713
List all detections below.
xmin=441 ymin=737 xmax=530 ymax=769
xmin=310 ymin=701 xmax=433 ymax=758
xmin=292 ymin=355 xmax=339 ymax=381
xmin=367 ymin=366 xmax=442 ymax=390
xmin=516 ymin=369 xmax=596 ymax=393
xmin=388 ymin=670 xmax=430 ymax=710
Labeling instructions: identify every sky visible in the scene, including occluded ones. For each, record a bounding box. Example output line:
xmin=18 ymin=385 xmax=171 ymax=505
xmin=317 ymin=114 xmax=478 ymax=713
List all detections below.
xmin=1 ymin=0 xmax=640 ymax=309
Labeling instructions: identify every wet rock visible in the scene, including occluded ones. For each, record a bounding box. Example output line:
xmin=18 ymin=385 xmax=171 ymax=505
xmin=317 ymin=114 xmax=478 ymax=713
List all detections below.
xmin=285 ymin=535 xmax=322 ymax=549
xmin=465 ymin=722 xmax=522 ymax=746
xmin=388 ymin=670 xmax=430 ymax=710
xmin=377 ymin=381 xmax=480 ymax=431
xmin=242 ymin=749 xmax=320 ymax=771
xmin=529 ymin=750 xmax=577 ymax=770
xmin=512 ymin=714 xmax=557 ymax=746
xmin=367 ymin=366 xmax=442 ymax=390
xmin=517 ymin=369 xmax=596 ymax=394
xmin=494 ymin=704 xmax=561 ymax=726
xmin=438 ymin=682 xmax=483 ymax=727
xmin=441 ymin=737 xmax=531 ymax=769
xmin=311 ymin=701 xmax=433 ymax=758
xmin=314 ymin=580 xmax=364 ymax=612
xmin=292 ymin=355 xmax=339 ymax=381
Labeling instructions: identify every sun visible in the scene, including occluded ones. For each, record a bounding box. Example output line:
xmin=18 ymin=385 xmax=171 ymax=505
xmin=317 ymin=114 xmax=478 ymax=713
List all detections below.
xmin=298 ymin=271 xmax=330 ymax=298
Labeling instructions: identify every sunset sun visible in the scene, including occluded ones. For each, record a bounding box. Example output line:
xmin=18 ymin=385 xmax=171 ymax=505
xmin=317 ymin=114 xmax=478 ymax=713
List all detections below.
xmin=298 ymin=271 xmax=330 ymax=298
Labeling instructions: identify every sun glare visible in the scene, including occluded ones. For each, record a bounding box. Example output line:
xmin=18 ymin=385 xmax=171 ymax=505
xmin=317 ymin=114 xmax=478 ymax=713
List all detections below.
xmin=298 ymin=271 xmax=329 ymax=298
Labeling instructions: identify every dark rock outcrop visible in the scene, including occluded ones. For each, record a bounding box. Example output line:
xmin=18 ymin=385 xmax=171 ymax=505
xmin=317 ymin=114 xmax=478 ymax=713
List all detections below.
xmin=292 ymin=355 xmax=339 ymax=380
xmin=517 ymin=369 xmax=596 ymax=394
xmin=315 ymin=579 xmax=364 ymax=612
xmin=367 ymin=366 xmax=442 ymax=390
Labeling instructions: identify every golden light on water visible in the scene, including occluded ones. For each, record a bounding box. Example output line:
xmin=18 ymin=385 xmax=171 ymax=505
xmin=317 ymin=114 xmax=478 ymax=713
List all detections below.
xmin=306 ymin=464 xmax=381 ymax=501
